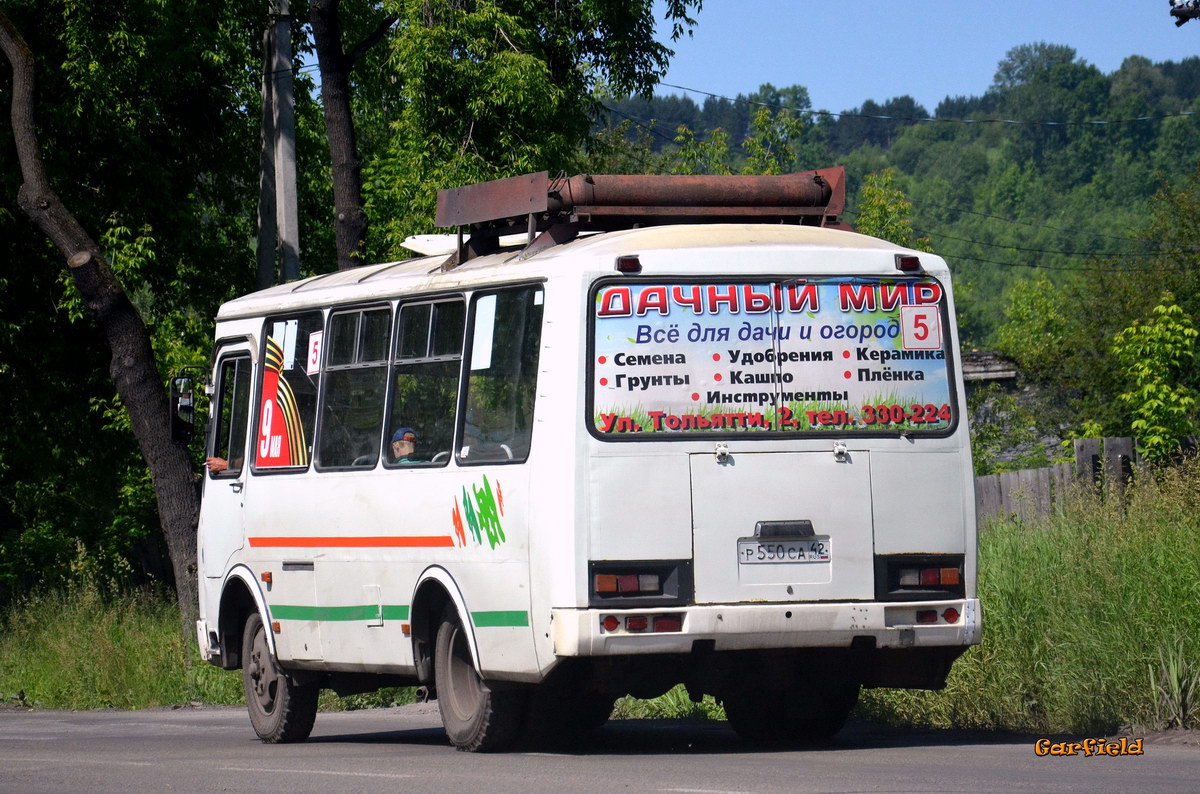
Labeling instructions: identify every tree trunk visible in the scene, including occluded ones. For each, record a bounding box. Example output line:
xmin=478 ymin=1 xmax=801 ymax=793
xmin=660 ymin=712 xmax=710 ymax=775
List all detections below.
xmin=0 ymin=11 xmax=200 ymax=626
xmin=310 ymin=0 xmax=367 ymax=270
xmin=310 ymin=0 xmax=395 ymax=270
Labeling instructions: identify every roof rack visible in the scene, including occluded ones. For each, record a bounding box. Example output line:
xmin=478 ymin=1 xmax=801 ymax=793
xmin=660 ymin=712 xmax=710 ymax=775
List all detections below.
xmin=434 ymin=167 xmax=849 ymax=265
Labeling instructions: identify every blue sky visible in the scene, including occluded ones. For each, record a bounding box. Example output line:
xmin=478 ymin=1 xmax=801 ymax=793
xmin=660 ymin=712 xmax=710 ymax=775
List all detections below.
xmin=653 ymin=1 xmax=1200 ymax=114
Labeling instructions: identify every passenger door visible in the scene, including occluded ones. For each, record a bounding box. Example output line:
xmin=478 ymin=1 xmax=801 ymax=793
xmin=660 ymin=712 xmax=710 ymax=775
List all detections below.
xmin=199 ymin=343 xmax=254 ymax=579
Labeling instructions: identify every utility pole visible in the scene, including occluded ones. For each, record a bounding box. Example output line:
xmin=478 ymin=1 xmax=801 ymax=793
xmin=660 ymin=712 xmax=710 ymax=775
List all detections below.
xmin=257 ymin=1 xmax=300 ymax=286
xmin=255 ymin=21 xmax=277 ymax=290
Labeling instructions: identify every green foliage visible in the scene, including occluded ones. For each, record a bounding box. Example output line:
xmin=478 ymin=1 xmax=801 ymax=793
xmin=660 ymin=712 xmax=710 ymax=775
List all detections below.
xmin=0 ymin=1 xmax=269 ymax=601
xmin=0 ymin=547 xmax=419 ymax=711
xmin=852 ymin=169 xmax=932 ymax=252
xmin=967 ymin=383 xmax=1053 ymax=475
xmin=604 ymin=47 xmax=1200 ymax=357
xmin=0 ymin=548 xmax=241 ymax=708
xmin=740 ymin=106 xmax=804 ymax=175
xmin=1149 ymin=639 xmax=1200 ymax=730
xmin=995 ymin=276 xmax=1068 ymax=376
xmin=991 ymin=42 xmax=1079 ymax=91
xmin=0 ymin=0 xmax=699 ymax=603
xmin=611 ymin=684 xmax=725 ymax=721
xmin=579 ymin=119 xmax=668 ymax=175
xmin=1112 ymin=295 xmax=1198 ymax=462
xmin=361 ymin=0 xmax=700 ymax=254
xmin=671 ymin=126 xmax=732 ymax=175
xmin=662 ymin=90 xmax=821 ymax=177
xmin=859 ymin=461 xmax=1200 ymax=734
xmin=319 ymin=686 xmax=418 ymax=712
xmin=989 ymin=155 xmax=1200 ymax=444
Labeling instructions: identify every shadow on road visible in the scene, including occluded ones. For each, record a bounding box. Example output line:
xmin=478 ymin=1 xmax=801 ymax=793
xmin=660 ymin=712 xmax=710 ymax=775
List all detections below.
xmin=307 ymin=714 xmax=1047 ymax=756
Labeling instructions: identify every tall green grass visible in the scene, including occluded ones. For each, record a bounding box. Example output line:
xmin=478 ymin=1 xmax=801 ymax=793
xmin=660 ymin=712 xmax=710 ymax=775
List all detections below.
xmin=0 ymin=574 xmax=242 ymax=708
xmin=612 ymin=685 xmax=725 ymax=720
xmin=0 ymin=570 xmax=415 ymax=711
xmin=860 ymin=460 xmax=1200 ymax=733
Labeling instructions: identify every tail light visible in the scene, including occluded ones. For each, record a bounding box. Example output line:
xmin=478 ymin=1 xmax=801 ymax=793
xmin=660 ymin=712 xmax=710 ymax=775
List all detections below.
xmin=905 ymin=566 xmax=961 ymax=588
xmin=589 ymin=560 xmax=693 ymax=608
xmin=653 ymin=616 xmax=682 ymax=633
xmin=876 ymin=555 xmax=966 ymax=602
xmin=599 ymin=612 xmax=683 ymax=634
xmin=594 ymin=573 xmax=661 ymax=595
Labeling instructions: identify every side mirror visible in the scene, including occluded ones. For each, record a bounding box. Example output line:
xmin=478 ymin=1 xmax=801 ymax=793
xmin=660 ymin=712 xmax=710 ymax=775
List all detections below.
xmin=171 ymin=374 xmax=196 ymax=444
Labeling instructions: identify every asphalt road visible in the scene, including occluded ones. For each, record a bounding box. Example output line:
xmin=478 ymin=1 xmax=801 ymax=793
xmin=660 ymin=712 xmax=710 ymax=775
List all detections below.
xmin=1 ymin=703 xmax=1196 ymax=793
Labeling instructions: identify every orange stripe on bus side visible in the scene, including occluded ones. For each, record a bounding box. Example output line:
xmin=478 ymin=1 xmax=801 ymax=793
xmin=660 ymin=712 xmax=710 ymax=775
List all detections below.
xmin=248 ymin=536 xmax=456 ymax=548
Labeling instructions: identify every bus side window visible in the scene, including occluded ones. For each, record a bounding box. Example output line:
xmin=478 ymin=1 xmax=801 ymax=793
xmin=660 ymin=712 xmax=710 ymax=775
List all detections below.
xmin=458 ymin=286 xmax=544 ymax=464
xmin=253 ymin=312 xmax=323 ymax=471
xmin=386 ymin=299 xmax=464 ymax=467
xmin=211 ymin=355 xmax=252 ymax=476
xmin=317 ymin=306 xmax=391 ymax=469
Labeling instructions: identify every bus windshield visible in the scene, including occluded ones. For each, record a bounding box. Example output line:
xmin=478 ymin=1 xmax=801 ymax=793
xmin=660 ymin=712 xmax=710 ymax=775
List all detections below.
xmin=590 ymin=277 xmax=956 ymax=438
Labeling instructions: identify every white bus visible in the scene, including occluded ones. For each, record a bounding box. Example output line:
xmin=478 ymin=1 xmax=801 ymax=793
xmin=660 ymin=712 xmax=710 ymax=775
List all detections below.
xmin=188 ymin=169 xmax=981 ymax=751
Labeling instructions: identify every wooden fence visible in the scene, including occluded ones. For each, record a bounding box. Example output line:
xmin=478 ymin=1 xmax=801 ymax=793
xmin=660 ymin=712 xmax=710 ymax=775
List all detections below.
xmin=974 ymin=437 xmax=1137 ymax=526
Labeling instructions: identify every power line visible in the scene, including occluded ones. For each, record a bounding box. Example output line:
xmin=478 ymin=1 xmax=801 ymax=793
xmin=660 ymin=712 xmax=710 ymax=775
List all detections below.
xmin=907 ymin=198 xmax=1165 ymax=249
xmin=908 ymin=199 xmax=1200 ymax=256
xmin=600 ymin=103 xmax=677 ymax=145
xmin=657 ymin=81 xmax=1198 ymax=128
xmin=931 ymin=245 xmax=1195 ymax=273
xmin=937 ymin=249 xmax=1193 ymax=273
xmin=603 ymin=94 xmax=1200 ymax=266
xmin=601 ymin=105 xmax=1198 ymax=264
xmin=915 ymin=227 xmax=1166 ymax=260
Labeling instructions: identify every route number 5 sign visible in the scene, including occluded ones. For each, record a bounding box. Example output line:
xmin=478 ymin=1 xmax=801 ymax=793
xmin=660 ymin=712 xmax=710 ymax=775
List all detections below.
xmin=306 ymin=330 xmax=323 ymax=375
xmin=901 ymin=305 xmax=942 ymax=350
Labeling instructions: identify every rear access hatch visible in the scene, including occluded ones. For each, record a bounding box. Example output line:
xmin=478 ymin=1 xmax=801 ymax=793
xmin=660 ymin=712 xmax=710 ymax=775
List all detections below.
xmin=690 ymin=448 xmax=874 ymax=603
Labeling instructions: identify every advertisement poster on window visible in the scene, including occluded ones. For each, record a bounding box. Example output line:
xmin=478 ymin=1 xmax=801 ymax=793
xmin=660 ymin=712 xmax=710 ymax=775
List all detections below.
xmin=591 ymin=278 xmax=955 ymax=436
xmin=256 ymin=329 xmax=311 ymax=466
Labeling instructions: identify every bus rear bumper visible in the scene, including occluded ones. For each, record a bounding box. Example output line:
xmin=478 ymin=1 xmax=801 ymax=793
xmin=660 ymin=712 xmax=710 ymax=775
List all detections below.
xmin=551 ymin=598 xmax=981 ymax=657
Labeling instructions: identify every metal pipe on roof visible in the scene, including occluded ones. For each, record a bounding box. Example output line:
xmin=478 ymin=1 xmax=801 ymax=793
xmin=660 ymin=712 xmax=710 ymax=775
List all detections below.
xmin=546 ymin=173 xmax=832 ymax=213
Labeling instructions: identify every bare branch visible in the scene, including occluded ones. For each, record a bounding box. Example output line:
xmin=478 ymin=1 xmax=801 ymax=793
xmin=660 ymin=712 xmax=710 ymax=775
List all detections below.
xmin=348 ymin=14 xmax=398 ymax=67
xmin=497 ymin=26 xmax=522 ymax=54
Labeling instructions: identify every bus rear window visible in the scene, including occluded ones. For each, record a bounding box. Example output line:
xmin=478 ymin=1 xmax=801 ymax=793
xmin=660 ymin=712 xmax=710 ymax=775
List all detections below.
xmin=590 ymin=278 xmax=955 ymax=437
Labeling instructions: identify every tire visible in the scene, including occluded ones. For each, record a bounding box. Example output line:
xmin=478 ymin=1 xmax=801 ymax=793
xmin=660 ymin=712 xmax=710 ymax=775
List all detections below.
xmin=434 ymin=606 xmax=526 ymax=752
xmin=242 ymin=612 xmax=318 ymax=743
xmin=723 ymin=678 xmax=860 ymax=745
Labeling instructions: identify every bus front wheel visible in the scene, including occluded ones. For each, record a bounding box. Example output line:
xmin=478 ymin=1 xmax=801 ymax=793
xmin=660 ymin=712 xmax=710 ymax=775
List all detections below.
xmin=242 ymin=612 xmax=318 ymax=743
xmin=434 ymin=606 xmax=526 ymax=752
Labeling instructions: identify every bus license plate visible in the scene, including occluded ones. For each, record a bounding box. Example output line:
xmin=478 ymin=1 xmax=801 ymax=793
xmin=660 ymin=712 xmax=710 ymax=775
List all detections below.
xmin=738 ymin=538 xmax=831 ymax=564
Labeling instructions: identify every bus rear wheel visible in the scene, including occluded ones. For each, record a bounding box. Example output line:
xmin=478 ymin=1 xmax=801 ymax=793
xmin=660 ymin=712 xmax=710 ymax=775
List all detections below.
xmin=434 ymin=606 xmax=526 ymax=752
xmin=242 ymin=612 xmax=318 ymax=743
xmin=722 ymin=677 xmax=859 ymax=745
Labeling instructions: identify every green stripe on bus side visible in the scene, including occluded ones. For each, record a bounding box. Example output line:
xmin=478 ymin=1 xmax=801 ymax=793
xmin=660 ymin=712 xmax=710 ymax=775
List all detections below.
xmin=471 ymin=610 xmax=529 ymax=627
xmin=268 ymin=604 xmax=525 ymax=627
xmin=270 ymin=604 xmax=410 ymax=621
xmin=381 ymin=605 xmax=410 ymax=620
